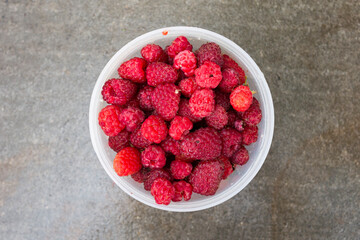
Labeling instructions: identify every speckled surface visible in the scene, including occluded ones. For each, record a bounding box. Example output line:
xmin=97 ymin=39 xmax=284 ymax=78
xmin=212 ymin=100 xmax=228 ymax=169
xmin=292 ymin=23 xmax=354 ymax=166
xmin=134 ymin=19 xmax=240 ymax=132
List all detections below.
xmin=1 ymin=1 xmax=359 ymax=239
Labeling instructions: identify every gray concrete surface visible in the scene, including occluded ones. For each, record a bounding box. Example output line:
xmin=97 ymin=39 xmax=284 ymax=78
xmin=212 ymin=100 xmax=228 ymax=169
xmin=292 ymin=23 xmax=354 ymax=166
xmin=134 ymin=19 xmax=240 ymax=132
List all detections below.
xmin=1 ymin=0 xmax=359 ymax=239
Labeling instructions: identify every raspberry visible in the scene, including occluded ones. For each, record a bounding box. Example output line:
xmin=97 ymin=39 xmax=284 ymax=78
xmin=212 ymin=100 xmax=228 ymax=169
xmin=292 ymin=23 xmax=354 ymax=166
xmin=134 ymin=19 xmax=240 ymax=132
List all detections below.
xmin=172 ymin=181 xmax=193 ymax=202
xmin=108 ymin=131 xmax=130 ymax=153
xmin=160 ymin=136 xmax=181 ymax=155
xmin=113 ymin=147 xmax=142 ymax=176
xmin=118 ymin=57 xmax=147 ymax=83
xmin=131 ymin=167 xmax=149 ymax=183
xmin=141 ymin=145 xmax=166 ymax=169
xmin=234 ymin=119 xmax=244 ymax=132
xmin=173 ymin=50 xmax=197 ymax=77
xmin=166 ymin=36 xmax=193 ymax=58
xmin=189 ymin=88 xmax=215 ymax=118
xmin=178 ymin=99 xmax=203 ymax=122
xmin=151 ymin=83 xmax=181 ymax=121
xmin=151 ymin=178 xmax=175 ymax=205
xmin=141 ymin=44 xmax=167 ymax=63
xmin=242 ymin=126 xmax=258 ymax=145
xmin=220 ymin=128 xmax=242 ymax=158
xmin=179 ymin=127 xmax=222 ymax=161
xmin=215 ymin=91 xmax=230 ymax=111
xmin=126 ymin=99 xmax=140 ymax=109
xmin=130 ymin=126 xmax=151 ymax=149
xmin=118 ymin=106 xmax=145 ymax=132
xmin=137 ymin=86 xmax=154 ymax=111
xmin=205 ymin=105 xmax=228 ymax=130
xmin=98 ymin=105 xmax=124 ymax=136
xmin=146 ymin=62 xmax=178 ymax=87
xmin=242 ymin=98 xmax=262 ymax=126
xmin=219 ymin=156 xmax=234 ymax=180
xmin=169 ymin=116 xmax=193 ymax=140
xmin=230 ymin=85 xmax=253 ymax=112
xmin=251 ymin=97 xmax=260 ymax=108
xmin=231 ymin=145 xmax=249 ymax=165
xmin=144 ymin=168 xmax=172 ymax=191
xmin=178 ymin=77 xmax=198 ymax=98
xmin=170 ymin=160 xmax=193 ymax=179
xmin=189 ymin=159 xmax=224 ymax=196
xmin=101 ymin=78 xmax=137 ymax=106
xmin=195 ymin=61 xmax=222 ymax=88
xmin=222 ymin=54 xmax=246 ymax=85
xmin=218 ymin=68 xmax=240 ymax=93
xmin=227 ymin=109 xmax=237 ymax=127
xmin=141 ymin=115 xmax=168 ymax=144
xmin=195 ymin=42 xmax=223 ymax=66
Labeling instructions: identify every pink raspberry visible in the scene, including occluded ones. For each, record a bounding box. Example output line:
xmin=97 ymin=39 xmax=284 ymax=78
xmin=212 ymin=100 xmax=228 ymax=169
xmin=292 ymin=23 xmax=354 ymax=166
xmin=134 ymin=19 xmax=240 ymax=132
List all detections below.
xmin=230 ymin=85 xmax=253 ymax=112
xmin=189 ymin=159 xmax=224 ymax=196
xmin=151 ymin=178 xmax=175 ymax=205
xmin=137 ymin=86 xmax=154 ymax=111
xmin=141 ymin=145 xmax=166 ymax=169
xmin=144 ymin=168 xmax=172 ymax=191
xmin=172 ymin=181 xmax=193 ymax=202
xmin=242 ymin=98 xmax=262 ymax=126
xmin=189 ymin=88 xmax=215 ymax=118
xmin=205 ymin=105 xmax=228 ymax=130
xmin=195 ymin=61 xmax=222 ymax=89
xmin=178 ymin=98 xmax=203 ymax=122
xmin=227 ymin=110 xmax=237 ymax=127
xmin=169 ymin=116 xmax=193 ymax=140
xmin=108 ymin=130 xmax=130 ymax=153
xmin=178 ymin=77 xmax=198 ymax=98
xmin=118 ymin=57 xmax=147 ymax=83
xmin=170 ymin=160 xmax=193 ymax=180
xmin=218 ymin=68 xmax=240 ymax=93
xmin=242 ymin=126 xmax=258 ymax=145
xmin=179 ymin=127 xmax=222 ymax=161
xmin=101 ymin=78 xmax=137 ymax=106
xmin=231 ymin=146 xmax=249 ymax=165
xmin=219 ymin=156 xmax=234 ymax=180
xmin=118 ymin=106 xmax=145 ymax=132
xmin=146 ymin=62 xmax=178 ymax=87
xmin=215 ymin=91 xmax=230 ymax=111
xmin=222 ymin=54 xmax=246 ymax=85
xmin=160 ymin=136 xmax=181 ymax=155
xmin=195 ymin=42 xmax=223 ymax=66
xmin=151 ymin=83 xmax=181 ymax=121
xmin=221 ymin=128 xmax=242 ymax=158
xmin=141 ymin=44 xmax=167 ymax=63
xmin=173 ymin=50 xmax=197 ymax=77
xmin=131 ymin=168 xmax=150 ymax=183
xmin=166 ymin=36 xmax=193 ymax=58
xmin=130 ymin=126 xmax=151 ymax=149
xmin=234 ymin=119 xmax=245 ymax=132
xmin=98 ymin=105 xmax=124 ymax=136
xmin=141 ymin=115 xmax=168 ymax=144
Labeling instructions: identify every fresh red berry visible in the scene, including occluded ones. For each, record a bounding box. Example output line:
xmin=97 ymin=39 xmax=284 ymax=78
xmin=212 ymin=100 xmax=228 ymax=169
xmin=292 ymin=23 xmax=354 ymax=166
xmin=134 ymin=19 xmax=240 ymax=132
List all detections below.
xmin=215 ymin=91 xmax=230 ymax=111
xmin=219 ymin=156 xmax=234 ymax=179
xmin=169 ymin=116 xmax=193 ymax=140
xmin=242 ymin=98 xmax=262 ymax=126
xmin=108 ymin=131 xmax=130 ymax=153
xmin=118 ymin=57 xmax=147 ymax=83
xmin=166 ymin=36 xmax=193 ymax=58
xmin=195 ymin=42 xmax=223 ymax=66
xmin=221 ymin=128 xmax=242 ymax=158
xmin=101 ymin=78 xmax=137 ymax=106
xmin=172 ymin=181 xmax=193 ymax=202
xmin=151 ymin=178 xmax=175 ymax=205
xmin=189 ymin=88 xmax=215 ymax=118
xmin=173 ymin=50 xmax=197 ymax=77
xmin=144 ymin=168 xmax=172 ymax=191
xmin=141 ymin=44 xmax=167 ymax=63
xmin=170 ymin=160 xmax=193 ymax=179
xmin=98 ymin=105 xmax=124 ymax=136
xmin=146 ymin=62 xmax=178 ymax=87
xmin=242 ymin=126 xmax=258 ymax=145
xmin=118 ymin=106 xmax=145 ymax=132
xmin=160 ymin=136 xmax=181 ymax=155
xmin=195 ymin=61 xmax=222 ymax=89
xmin=130 ymin=126 xmax=151 ymax=149
xmin=113 ymin=147 xmax=142 ymax=176
xmin=231 ymin=145 xmax=249 ymax=165
xmin=219 ymin=68 xmax=240 ymax=93
xmin=178 ymin=77 xmax=198 ymax=98
xmin=151 ymin=83 xmax=181 ymax=121
xmin=230 ymin=85 xmax=253 ymax=112
xmin=137 ymin=86 xmax=154 ymax=111
xmin=141 ymin=145 xmax=166 ymax=169
xmin=178 ymin=98 xmax=203 ymax=122
xmin=222 ymin=54 xmax=246 ymax=85
xmin=131 ymin=167 xmax=150 ymax=183
xmin=141 ymin=115 xmax=168 ymax=144
xmin=234 ymin=119 xmax=245 ymax=132
xmin=205 ymin=105 xmax=228 ymax=130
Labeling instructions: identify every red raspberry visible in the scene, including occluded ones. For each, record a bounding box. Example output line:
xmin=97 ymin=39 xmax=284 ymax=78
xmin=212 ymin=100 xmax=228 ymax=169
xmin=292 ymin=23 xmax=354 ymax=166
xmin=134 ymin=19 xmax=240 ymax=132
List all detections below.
xmin=189 ymin=159 xmax=224 ymax=196
xmin=195 ymin=42 xmax=223 ymax=66
xmin=218 ymin=68 xmax=240 ymax=93
xmin=189 ymin=88 xmax=215 ymax=118
xmin=215 ymin=91 xmax=230 ymax=111
xmin=170 ymin=160 xmax=193 ymax=179
xmin=222 ymin=54 xmax=246 ymax=85
xmin=141 ymin=145 xmax=166 ymax=169
xmin=178 ymin=77 xmax=198 ymax=98
xmin=219 ymin=156 xmax=234 ymax=180
xmin=172 ymin=181 xmax=193 ymax=202
xmin=101 ymin=78 xmax=137 ymax=106
xmin=166 ymin=36 xmax=193 ymax=58
xmin=231 ymin=145 xmax=249 ymax=165
xmin=118 ymin=107 xmax=145 ymax=132
xmin=130 ymin=126 xmax=151 ymax=149
xmin=141 ymin=44 xmax=167 ymax=63
xmin=131 ymin=167 xmax=149 ymax=183
xmin=242 ymin=126 xmax=258 ymax=145
xmin=251 ymin=97 xmax=260 ymax=108
xmin=230 ymin=85 xmax=253 ymax=112
xmin=108 ymin=131 xmax=130 ymax=153
xmin=173 ymin=50 xmax=197 ymax=77
xmin=126 ymin=98 xmax=140 ymax=109
xmin=113 ymin=147 xmax=142 ymax=176
xmin=227 ymin=109 xmax=237 ymax=127
xmin=205 ymin=105 xmax=228 ymax=130
xmin=179 ymin=127 xmax=222 ymax=161
xmin=98 ymin=105 xmax=124 ymax=136
xmin=144 ymin=168 xmax=172 ymax=191
xmin=146 ymin=62 xmax=178 ymax=87
xmin=220 ymin=128 xmax=242 ymax=158
xmin=151 ymin=83 xmax=181 ymax=121
xmin=160 ymin=136 xmax=181 ymax=155
xmin=242 ymin=98 xmax=262 ymax=126
xmin=195 ymin=61 xmax=222 ymax=89
xmin=234 ymin=119 xmax=245 ymax=132
xmin=118 ymin=57 xmax=147 ymax=83
xmin=137 ymin=86 xmax=154 ymax=111
xmin=169 ymin=116 xmax=193 ymax=140
xmin=151 ymin=178 xmax=175 ymax=205
xmin=178 ymin=98 xmax=203 ymax=122
xmin=141 ymin=115 xmax=168 ymax=144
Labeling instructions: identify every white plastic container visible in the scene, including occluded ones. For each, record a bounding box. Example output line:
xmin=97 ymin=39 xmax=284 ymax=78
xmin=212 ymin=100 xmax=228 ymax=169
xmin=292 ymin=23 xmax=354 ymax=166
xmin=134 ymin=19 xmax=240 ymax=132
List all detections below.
xmin=89 ymin=26 xmax=274 ymax=212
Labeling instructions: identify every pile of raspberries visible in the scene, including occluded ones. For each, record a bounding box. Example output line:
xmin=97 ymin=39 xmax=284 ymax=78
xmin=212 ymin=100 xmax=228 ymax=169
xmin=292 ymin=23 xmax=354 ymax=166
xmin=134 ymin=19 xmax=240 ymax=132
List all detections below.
xmin=98 ymin=36 xmax=262 ymax=205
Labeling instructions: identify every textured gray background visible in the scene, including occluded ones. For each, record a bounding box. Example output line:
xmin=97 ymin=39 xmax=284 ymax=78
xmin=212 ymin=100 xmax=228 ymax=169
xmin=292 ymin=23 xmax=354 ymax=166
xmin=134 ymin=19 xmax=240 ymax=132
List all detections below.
xmin=1 ymin=0 xmax=359 ymax=239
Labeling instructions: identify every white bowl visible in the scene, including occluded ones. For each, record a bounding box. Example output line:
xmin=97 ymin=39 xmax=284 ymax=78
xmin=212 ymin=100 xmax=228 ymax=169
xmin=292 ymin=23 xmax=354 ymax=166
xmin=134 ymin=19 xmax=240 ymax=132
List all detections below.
xmin=89 ymin=26 xmax=274 ymax=212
